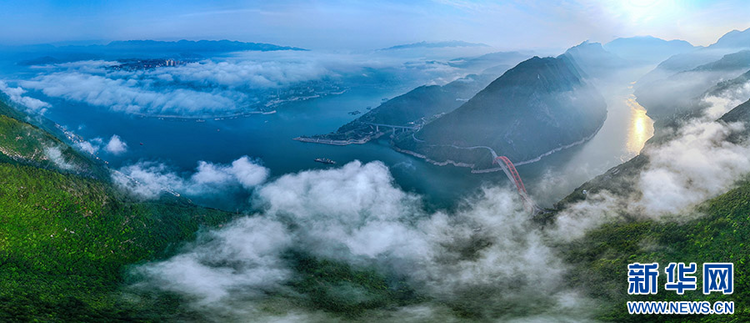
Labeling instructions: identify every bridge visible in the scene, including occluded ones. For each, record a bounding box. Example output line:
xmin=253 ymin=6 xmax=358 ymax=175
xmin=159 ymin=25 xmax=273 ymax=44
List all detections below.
xmin=363 ymin=122 xmax=420 ymax=132
xmin=361 ymin=123 xmax=538 ymax=213
xmin=401 ymin=137 xmax=539 ymax=214
xmin=493 ymin=156 xmax=540 ymax=214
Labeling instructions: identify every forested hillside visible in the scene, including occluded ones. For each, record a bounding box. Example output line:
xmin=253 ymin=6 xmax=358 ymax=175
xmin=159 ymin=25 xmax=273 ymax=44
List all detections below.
xmin=0 ymin=100 xmax=234 ymax=321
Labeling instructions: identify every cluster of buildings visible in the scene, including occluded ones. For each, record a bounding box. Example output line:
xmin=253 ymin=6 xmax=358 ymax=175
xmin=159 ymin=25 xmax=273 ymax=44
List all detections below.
xmin=109 ymin=58 xmax=189 ymax=71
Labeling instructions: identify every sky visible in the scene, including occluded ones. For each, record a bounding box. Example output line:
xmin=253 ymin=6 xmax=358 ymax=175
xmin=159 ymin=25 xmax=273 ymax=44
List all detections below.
xmin=0 ymin=0 xmax=748 ymax=50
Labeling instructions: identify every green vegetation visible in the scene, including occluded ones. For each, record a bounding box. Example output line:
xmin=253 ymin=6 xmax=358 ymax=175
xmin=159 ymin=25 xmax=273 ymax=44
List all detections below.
xmin=287 ymin=251 xmax=423 ymax=318
xmin=561 ymin=179 xmax=750 ymax=322
xmin=0 ymin=101 xmax=235 ymax=321
xmin=0 ymin=161 xmax=234 ymax=321
xmin=0 ymin=99 xmax=106 ymax=179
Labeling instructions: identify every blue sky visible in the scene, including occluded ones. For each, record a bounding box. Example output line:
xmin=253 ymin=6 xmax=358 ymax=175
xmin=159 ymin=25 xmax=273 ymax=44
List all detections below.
xmin=1 ymin=0 xmax=748 ymax=50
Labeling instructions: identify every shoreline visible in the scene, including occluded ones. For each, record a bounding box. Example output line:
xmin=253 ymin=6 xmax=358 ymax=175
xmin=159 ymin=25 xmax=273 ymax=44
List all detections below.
xmin=293 ymin=132 xmax=386 ymax=145
xmin=131 ymin=109 xmax=278 ymax=121
xmin=406 ymin=120 xmax=606 ymax=173
xmin=294 ymin=117 xmax=606 ymax=173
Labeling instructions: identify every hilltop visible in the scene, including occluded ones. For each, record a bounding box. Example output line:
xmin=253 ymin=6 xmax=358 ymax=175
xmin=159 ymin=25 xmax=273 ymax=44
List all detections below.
xmin=395 ymin=55 xmax=607 ymax=170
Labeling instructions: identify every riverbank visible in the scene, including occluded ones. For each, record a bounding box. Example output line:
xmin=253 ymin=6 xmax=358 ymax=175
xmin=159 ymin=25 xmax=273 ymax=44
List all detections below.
xmin=393 ymin=119 xmax=606 ymax=173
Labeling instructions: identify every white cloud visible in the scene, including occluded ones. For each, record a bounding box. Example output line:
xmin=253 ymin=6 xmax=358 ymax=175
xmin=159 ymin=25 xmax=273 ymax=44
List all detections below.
xmin=0 ymin=80 xmax=50 ymax=115
xmin=75 ymin=134 xmax=127 ymax=156
xmin=113 ymin=161 xmax=183 ymax=199
xmin=104 ymin=135 xmax=128 ymax=155
xmin=17 ymin=58 xmax=334 ymax=117
xmin=15 ymin=51 xmax=470 ymax=118
xmin=114 ymin=156 xmax=269 ymax=199
xmin=135 ymin=216 xmax=293 ymax=304
xmin=22 ymin=72 xmax=240 ymax=115
xmin=75 ymin=140 xmax=99 ymax=155
xmin=225 ymin=156 xmax=270 ymax=189
xmin=44 ymin=146 xmax=75 ymax=170
xmin=135 ymin=161 xmax=592 ymax=320
xmin=703 ymin=81 xmax=750 ymax=119
xmin=156 ymin=60 xmax=330 ymax=89
xmin=636 ymin=119 xmax=750 ymax=216
xmin=75 ymin=137 xmax=104 ymax=155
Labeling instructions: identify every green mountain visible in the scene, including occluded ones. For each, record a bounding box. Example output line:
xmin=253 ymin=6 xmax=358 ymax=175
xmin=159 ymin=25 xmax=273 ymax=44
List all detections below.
xmin=0 ymin=99 xmax=234 ymax=321
xmin=395 ymin=55 xmax=607 ymax=169
xmin=560 ymin=180 xmax=750 ymax=321
xmin=304 ymin=68 xmax=506 ymax=143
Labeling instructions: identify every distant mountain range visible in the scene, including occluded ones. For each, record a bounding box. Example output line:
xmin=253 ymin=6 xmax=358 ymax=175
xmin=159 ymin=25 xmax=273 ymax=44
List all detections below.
xmin=102 ymin=39 xmax=306 ymax=52
xmin=711 ymin=28 xmax=750 ymax=49
xmin=604 ymin=36 xmax=695 ymax=65
xmin=447 ymin=51 xmax=533 ymax=71
xmin=395 ymin=55 xmax=607 ymax=169
xmin=562 ymin=41 xmax=629 ymax=78
xmin=381 ymin=41 xmax=490 ymax=51
xmin=11 ymin=39 xmax=305 ymax=53
xmin=637 ymin=28 xmax=750 ymax=83
xmin=634 ymin=28 xmax=750 ymax=122
xmin=8 ymin=39 xmax=305 ymax=65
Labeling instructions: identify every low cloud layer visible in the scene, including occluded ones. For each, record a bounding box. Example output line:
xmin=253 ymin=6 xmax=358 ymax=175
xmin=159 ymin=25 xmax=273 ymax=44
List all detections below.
xmin=44 ymin=146 xmax=75 ymax=170
xmin=113 ymin=156 xmax=269 ymax=199
xmin=23 ymin=71 xmax=240 ymax=115
xmin=20 ymin=58 xmax=332 ymax=116
xmin=636 ymin=88 xmax=750 ymax=217
xmin=75 ymin=138 xmax=102 ymax=155
xmin=15 ymin=49 xmax=469 ymax=118
xmin=75 ymin=135 xmax=128 ymax=155
xmin=637 ymin=119 xmax=750 ymax=216
xmin=155 ymin=60 xmax=330 ymax=89
xmin=0 ymin=80 xmax=50 ymax=114
xmin=132 ymin=161 xmax=594 ymax=321
xmin=136 ymin=216 xmax=293 ymax=304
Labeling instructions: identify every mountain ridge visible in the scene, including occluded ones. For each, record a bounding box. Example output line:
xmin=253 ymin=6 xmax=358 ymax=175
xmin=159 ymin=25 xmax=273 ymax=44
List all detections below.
xmin=381 ymin=40 xmax=490 ymax=51
xmin=394 ymin=54 xmax=607 ymax=169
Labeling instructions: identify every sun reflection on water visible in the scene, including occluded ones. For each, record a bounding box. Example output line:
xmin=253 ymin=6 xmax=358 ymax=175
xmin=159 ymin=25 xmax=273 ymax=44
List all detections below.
xmin=625 ymin=94 xmax=654 ymax=155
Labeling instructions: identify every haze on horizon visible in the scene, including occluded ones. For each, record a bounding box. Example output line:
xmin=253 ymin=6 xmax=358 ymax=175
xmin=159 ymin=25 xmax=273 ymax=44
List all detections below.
xmin=1 ymin=0 xmax=749 ymax=51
